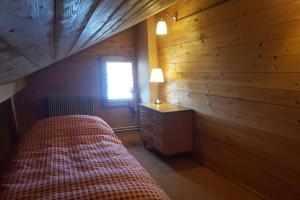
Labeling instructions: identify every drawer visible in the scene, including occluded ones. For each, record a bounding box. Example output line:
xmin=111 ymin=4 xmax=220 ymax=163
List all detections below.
xmin=140 ymin=106 xmax=163 ymax=125
xmin=140 ymin=117 xmax=163 ymax=139
xmin=140 ymin=128 xmax=163 ymax=152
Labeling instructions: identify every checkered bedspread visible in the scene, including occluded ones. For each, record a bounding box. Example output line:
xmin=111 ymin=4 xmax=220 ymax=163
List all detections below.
xmin=0 ymin=115 xmax=169 ymax=200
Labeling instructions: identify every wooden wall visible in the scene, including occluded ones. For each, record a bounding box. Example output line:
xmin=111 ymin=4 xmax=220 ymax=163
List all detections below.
xmin=147 ymin=16 xmax=161 ymax=102
xmin=0 ymin=79 xmax=24 ymax=172
xmin=0 ymin=98 xmax=18 ymax=173
xmin=14 ymin=29 xmax=137 ymax=134
xmin=135 ymin=21 xmax=150 ymax=103
xmin=0 ymin=99 xmax=15 ymax=158
xmin=135 ymin=17 xmax=162 ymax=103
xmin=155 ymin=0 xmax=300 ymax=199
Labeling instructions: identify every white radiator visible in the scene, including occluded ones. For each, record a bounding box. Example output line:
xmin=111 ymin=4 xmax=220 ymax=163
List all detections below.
xmin=48 ymin=94 xmax=94 ymax=117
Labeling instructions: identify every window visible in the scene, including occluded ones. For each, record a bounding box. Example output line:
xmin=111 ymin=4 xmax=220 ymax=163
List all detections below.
xmin=101 ymin=57 xmax=135 ymax=107
xmin=106 ymin=62 xmax=133 ymax=100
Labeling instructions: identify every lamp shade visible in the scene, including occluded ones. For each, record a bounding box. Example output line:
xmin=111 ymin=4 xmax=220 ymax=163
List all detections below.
xmin=156 ymin=20 xmax=167 ymax=35
xmin=150 ymin=68 xmax=164 ymax=83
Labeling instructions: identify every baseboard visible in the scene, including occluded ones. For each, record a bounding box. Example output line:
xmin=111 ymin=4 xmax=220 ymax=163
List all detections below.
xmin=202 ymin=161 xmax=269 ymax=200
xmin=113 ymin=126 xmax=139 ymax=133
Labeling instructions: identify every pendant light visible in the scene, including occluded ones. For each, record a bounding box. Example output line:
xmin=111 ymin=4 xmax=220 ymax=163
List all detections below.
xmin=156 ymin=19 xmax=168 ymax=35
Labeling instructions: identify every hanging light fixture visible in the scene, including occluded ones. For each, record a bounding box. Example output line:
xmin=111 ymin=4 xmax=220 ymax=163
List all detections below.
xmin=155 ymin=12 xmax=178 ymax=36
xmin=156 ymin=19 xmax=168 ymax=35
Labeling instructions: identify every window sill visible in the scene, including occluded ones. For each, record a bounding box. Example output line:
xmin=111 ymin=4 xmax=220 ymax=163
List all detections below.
xmin=102 ymin=99 xmax=130 ymax=107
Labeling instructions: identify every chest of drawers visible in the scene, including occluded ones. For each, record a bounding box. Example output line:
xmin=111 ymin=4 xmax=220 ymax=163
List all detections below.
xmin=139 ymin=103 xmax=193 ymax=156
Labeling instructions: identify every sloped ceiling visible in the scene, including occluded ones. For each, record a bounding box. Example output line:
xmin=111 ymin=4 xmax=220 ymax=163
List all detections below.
xmin=0 ymin=0 xmax=177 ymax=84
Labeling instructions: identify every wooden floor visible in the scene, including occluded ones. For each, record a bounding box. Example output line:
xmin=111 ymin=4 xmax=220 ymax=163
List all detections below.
xmin=117 ymin=131 xmax=263 ymax=200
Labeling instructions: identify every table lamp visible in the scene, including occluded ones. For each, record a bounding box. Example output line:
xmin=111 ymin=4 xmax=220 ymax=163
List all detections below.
xmin=150 ymin=68 xmax=164 ymax=104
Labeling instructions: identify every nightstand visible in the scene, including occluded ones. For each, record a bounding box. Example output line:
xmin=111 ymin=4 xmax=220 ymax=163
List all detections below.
xmin=139 ymin=103 xmax=193 ymax=156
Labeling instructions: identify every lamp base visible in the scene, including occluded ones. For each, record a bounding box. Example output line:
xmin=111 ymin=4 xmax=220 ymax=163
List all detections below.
xmin=153 ymin=98 xmax=162 ymax=104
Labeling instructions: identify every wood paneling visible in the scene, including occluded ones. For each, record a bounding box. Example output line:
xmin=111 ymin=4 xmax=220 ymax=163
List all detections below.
xmin=135 ymin=21 xmax=150 ymax=103
xmin=0 ymin=0 xmax=54 ymax=67
xmin=69 ymin=0 xmax=124 ymax=55
xmin=0 ymin=0 xmax=177 ymax=84
xmin=54 ymin=0 xmax=99 ymax=61
xmin=147 ymin=16 xmax=160 ymax=102
xmin=14 ymin=29 xmax=137 ymax=134
xmin=0 ymin=99 xmax=15 ymax=158
xmin=155 ymin=0 xmax=300 ymax=199
xmin=0 ymin=98 xmax=17 ymax=174
xmin=134 ymin=17 xmax=163 ymax=103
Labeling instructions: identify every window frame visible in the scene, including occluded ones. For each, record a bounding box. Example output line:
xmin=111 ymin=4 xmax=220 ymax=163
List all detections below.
xmin=100 ymin=56 xmax=136 ymax=107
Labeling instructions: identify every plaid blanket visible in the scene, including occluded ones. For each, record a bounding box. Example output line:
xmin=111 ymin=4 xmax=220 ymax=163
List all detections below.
xmin=0 ymin=115 xmax=169 ymax=200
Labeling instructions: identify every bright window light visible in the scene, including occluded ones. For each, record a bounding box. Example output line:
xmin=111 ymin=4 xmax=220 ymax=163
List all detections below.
xmin=106 ymin=62 xmax=133 ymax=100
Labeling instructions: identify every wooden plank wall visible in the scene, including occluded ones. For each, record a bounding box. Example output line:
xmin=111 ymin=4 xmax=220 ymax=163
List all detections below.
xmin=135 ymin=21 xmax=151 ymax=103
xmin=135 ymin=17 xmax=163 ymax=103
xmin=0 ymin=98 xmax=18 ymax=174
xmin=14 ymin=29 xmax=137 ymax=134
xmin=155 ymin=0 xmax=300 ymax=199
xmin=147 ymin=16 xmax=161 ymax=102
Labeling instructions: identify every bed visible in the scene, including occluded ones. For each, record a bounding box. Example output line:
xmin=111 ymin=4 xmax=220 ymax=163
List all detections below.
xmin=0 ymin=115 xmax=169 ymax=200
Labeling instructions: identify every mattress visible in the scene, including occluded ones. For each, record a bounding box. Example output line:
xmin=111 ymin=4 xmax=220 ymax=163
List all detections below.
xmin=0 ymin=115 xmax=169 ymax=200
